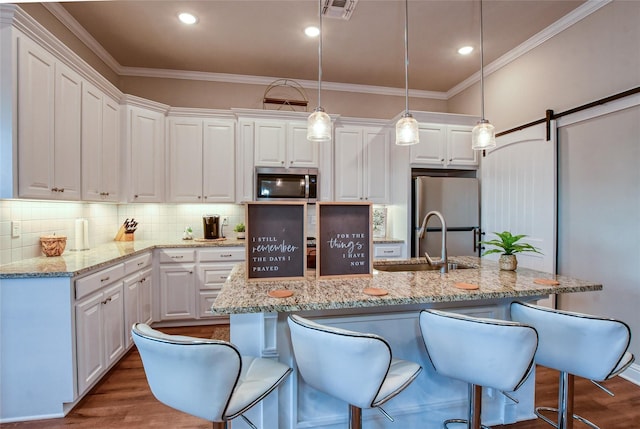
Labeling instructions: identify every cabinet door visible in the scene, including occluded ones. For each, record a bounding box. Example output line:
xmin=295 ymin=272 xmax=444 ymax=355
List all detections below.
xmin=203 ymin=119 xmax=235 ymax=202
xmin=102 ymin=283 xmax=125 ymax=368
xmin=100 ymin=97 xmax=120 ymax=201
xmin=159 ymin=264 xmax=196 ymax=320
xmin=52 ymin=62 xmax=81 ymax=200
xmin=446 ymin=125 xmax=478 ymax=167
xmin=363 ymin=127 xmax=389 ymax=203
xmin=17 ymin=37 xmax=55 ymax=199
xmin=129 ymin=107 xmax=165 ymax=202
xmin=123 ymin=274 xmax=139 ymax=348
xmin=236 ymin=120 xmax=255 ymax=203
xmin=334 ymin=126 xmax=364 ymax=201
xmin=410 ymin=124 xmax=446 ymax=165
xmin=287 ymin=121 xmax=318 ymax=167
xmin=167 ymin=117 xmax=203 ymax=202
xmin=139 ymin=268 xmax=153 ymax=325
xmin=254 ymin=121 xmax=286 ymax=167
xmin=76 ymin=291 xmax=104 ymax=394
xmin=81 ymin=82 xmax=104 ymax=201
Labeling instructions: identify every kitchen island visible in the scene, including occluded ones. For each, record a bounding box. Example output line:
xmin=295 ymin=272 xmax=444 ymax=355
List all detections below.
xmin=212 ymin=257 xmax=601 ymax=429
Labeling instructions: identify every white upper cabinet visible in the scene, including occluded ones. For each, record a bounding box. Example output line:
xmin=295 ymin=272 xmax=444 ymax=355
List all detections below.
xmin=334 ymin=123 xmax=389 ymax=203
xmin=17 ymin=37 xmax=81 ymax=200
xmin=410 ymin=124 xmax=478 ymax=168
xmin=124 ymin=104 xmax=166 ymax=203
xmin=81 ymin=81 xmax=120 ymax=202
xmin=167 ymin=115 xmax=235 ymax=203
xmin=254 ymin=120 xmax=319 ymax=168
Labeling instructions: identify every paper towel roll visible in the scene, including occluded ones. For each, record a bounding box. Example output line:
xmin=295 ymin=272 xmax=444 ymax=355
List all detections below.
xmin=75 ymin=218 xmax=84 ymax=250
xmin=83 ymin=219 xmax=89 ymax=250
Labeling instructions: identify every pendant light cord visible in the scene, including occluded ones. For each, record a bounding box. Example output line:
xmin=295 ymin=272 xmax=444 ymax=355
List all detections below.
xmin=479 ymin=0 xmax=485 ymax=121
xmin=318 ymin=0 xmax=323 ymax=109
xmin=404 ymin=0 xmax=409 ymax=113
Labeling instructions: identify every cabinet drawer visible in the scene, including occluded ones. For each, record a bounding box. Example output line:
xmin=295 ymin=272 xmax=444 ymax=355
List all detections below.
xmin=124 ymin=252 xmax=152 ymax=274
xmin=199 ymin=264 xmax=236 ymax=289
xmin=157 ymin=249 xmax=196 ymax=263
xmin=199 ymin=247 xmax=245 ymax=262
xmin=374 ymin=244 xmax=402 ymax=259
xmin=198 ymin=291 xmax=225 ymax=319
xmin=76 ymin=263 xmax=125 ymax=300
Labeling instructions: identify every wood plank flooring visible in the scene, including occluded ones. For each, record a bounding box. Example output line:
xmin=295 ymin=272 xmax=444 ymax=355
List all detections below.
xmin=4 ymin=325 xmax=638 ymax=428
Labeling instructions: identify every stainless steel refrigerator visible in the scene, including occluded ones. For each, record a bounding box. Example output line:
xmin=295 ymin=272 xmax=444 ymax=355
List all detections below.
xmin=412 ymin=176 xmax=480 ymax=258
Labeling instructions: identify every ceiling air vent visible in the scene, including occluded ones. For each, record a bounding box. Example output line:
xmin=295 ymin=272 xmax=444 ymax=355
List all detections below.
xmin=322 ymin=0 xmax=358 ymax=20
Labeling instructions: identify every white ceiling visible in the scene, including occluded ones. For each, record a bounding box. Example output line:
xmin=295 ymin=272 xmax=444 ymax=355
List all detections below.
xmin=50 ymin=0 xmax=587 ymax=96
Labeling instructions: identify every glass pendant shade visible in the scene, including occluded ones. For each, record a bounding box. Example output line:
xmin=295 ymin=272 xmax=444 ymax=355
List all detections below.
xmin=471 ymin=119 xmax=496 ymax=150
xmin=396 ymin=113 xmax=419 ymax=146
xmin=307 ymin=108 xmax=332 ymax=142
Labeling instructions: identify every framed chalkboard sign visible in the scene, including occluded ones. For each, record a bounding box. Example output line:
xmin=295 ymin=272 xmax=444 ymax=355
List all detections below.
xmin=245 ymin=202 xmax=307 ymax=281
xmin=316 ymin=202 xmax=373 ymax=278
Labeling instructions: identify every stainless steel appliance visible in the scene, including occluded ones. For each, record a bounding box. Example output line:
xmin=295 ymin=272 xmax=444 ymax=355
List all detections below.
xmin=413 ymin=176 xmax=480 ymax=257
xmin=203 ymin=215 xmax=222 ymax=239
xmin=255 ymin=167 xmax=318 ymax=203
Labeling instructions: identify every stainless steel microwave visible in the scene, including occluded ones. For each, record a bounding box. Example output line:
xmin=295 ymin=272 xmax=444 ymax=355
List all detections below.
xmin=255 ymin=167 xmax=318 ymax=203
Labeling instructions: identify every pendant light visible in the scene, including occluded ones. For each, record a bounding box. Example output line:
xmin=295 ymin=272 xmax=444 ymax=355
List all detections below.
xmin=307 ymin=0 xmax=332 ymax=142
xmin=472 ymin=0 xmax=496 ymax=150
xmin=395 ymin=0 xmax=419 ymax=146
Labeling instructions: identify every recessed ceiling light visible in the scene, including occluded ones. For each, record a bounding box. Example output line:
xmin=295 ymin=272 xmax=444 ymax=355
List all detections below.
xmin=458 ymin=46 xmax=474 ymax=55
xmin=178 ymin=13 xmax=197 ymax=25
xmin=305 ymin=26 xmax=320 ymax=37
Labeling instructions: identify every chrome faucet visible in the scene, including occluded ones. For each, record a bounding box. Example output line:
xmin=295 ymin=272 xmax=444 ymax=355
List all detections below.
xmin=418 ymin=210 xmax=448 ymax=273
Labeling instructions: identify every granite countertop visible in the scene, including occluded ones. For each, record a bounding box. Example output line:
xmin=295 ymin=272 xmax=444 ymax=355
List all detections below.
xmin=212 ymin=256 xmax=602 ymax=314
xmin=0 ymin=238 xmax=246 ymax=279
xmin=0 ymin=237 xmax=403 ymax=279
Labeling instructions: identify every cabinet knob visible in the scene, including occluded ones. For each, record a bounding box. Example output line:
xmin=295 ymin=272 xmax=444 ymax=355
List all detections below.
xmin=51 ymin=187 xmax=58 ymax=192
xmin=281 ymin=161 xmax=285 ymax=165
xmin=203 ymin=196 xmax=207 ymax=200
xmin=441 ymin=158 xmax=445 ymax=162
xmin=197 ymin=196 xmax=201 ymax=199
xmin=449 ymin=158 xmax=452 ymax=162
xmin=134 ymin=195 xmax=139 ymax=199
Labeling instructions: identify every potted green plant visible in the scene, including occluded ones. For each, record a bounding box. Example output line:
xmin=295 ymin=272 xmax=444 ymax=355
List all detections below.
xmin=480 ymin=231 xmax=542 ymax=271
xmin=234 ymin=222 xmax=245 ymax=239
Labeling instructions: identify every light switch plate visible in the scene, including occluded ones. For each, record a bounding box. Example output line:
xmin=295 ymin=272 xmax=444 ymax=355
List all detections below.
xmin=12 ymin=220 xmax=21 ymax=238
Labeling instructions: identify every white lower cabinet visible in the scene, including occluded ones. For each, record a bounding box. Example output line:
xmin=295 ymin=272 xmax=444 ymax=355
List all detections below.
xmin=75 ymin=282 xmax=124 ymax=395
xmin=124 ymin=267 xmax=153 ymax=347
xmin=157 ymin=247 xmax=244 ymax=322
xmin=159 ymin=263 xmax=196 ymax=320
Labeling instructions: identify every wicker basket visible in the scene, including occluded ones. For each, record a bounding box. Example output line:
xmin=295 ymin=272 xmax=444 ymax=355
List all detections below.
xmin=40 ymin=235 xmax=67 ymax=257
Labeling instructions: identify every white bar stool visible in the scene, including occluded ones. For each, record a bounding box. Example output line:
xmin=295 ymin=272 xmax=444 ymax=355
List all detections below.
xmin=287 ymin=314 xmax=422 ymax=429
xmin=510 ymin=301 xmax=635 ymax=429
xmin=132 ymin=323 xmax=292 ymax=429
xmin=419 ymin=309 xmax=538 ymax=429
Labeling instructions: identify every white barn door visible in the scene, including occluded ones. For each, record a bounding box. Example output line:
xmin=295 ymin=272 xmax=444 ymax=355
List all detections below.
xmin=480 ymin=123 xmax=557 ymax=304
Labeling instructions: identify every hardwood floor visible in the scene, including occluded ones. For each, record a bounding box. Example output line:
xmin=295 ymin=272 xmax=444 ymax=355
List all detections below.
xmin=4 ymin=325 xmax=638 ymax=428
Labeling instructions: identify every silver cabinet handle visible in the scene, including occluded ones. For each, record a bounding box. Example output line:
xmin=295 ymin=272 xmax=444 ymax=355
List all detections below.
xmin=171 ymin=255 xmax=184 ymax=259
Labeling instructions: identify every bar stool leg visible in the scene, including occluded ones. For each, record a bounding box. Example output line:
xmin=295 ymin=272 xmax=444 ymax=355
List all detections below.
xmin=212 ymin=422 xmax=227 ymax=429
xmin=444 ymin=384 xmax=490 ymax=429
xmin=349 ymin=404 xmax=362 ymax=429
xmin=558 ymin=372 xmax=574 ymax=429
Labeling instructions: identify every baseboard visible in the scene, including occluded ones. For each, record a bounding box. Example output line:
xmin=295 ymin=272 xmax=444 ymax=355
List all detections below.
xmin=620 ymin=362 xmax=640 ymax=386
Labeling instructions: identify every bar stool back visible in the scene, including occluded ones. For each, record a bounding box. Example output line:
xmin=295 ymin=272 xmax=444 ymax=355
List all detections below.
xmin=287 ymin=314 xmax=422 ymax=429
xmin=510 ymin=301 xmax=635 ymax=429
xmin=132 ymin=323 xmax=292 ymax=429
xmin=419 ymin=309 xmax=538 ymax=429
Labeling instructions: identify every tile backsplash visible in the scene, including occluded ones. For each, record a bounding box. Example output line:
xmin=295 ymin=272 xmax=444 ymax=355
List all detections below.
xmin=0 ymin=200 xmax=244 ymax=265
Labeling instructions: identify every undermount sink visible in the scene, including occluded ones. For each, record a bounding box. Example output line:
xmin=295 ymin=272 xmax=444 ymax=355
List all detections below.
xmin=373 ymin=262 xmax=472 ymax=272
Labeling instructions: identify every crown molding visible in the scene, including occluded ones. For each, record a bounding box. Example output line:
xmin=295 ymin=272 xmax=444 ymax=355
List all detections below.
xmin=42 ymin=2 xmax=122 ymax=74
xmin=168 ymin=107 xmax=237 ymax=119
xmin=119 ymin=66 xmax=447 ymax=100
xmin=447 ymin=0 xmax=612 ymax=98
xmin=121 ymin=94 xmax=170 ymax=114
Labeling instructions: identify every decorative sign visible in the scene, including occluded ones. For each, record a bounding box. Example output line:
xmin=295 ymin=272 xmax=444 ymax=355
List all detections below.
xmin=246 ymin=202 xmax=306 ymax=281
xmin=317 ymin=202 xmax=372 ymax=278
